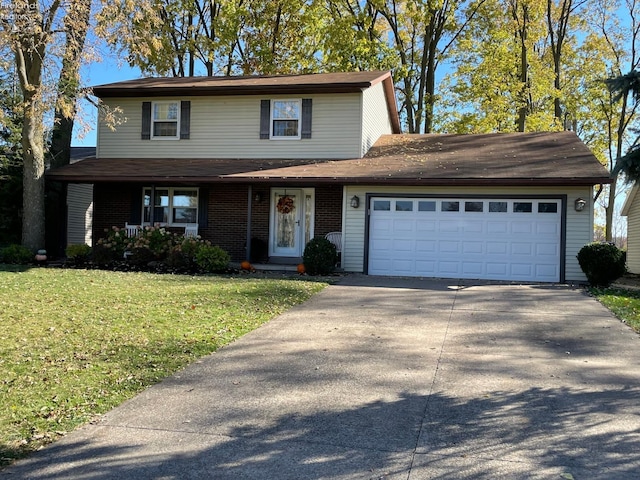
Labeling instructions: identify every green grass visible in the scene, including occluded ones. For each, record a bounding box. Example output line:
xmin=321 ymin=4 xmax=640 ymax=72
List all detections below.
xmin=590 ymin=286 xmax=640 ymax=333
xmin=0 ymin=266 xmax=327 ymax=465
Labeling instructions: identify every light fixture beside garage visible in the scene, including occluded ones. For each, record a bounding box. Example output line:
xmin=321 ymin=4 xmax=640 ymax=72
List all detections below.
xmin=350 ymin=195 xmax=360 ymax=208
xmin=574 ymin=198 xmax=587 ymax=212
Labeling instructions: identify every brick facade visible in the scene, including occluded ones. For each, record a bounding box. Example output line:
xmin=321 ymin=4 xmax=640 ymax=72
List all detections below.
xmin=93 ymin=183 xmax=343 ymax=262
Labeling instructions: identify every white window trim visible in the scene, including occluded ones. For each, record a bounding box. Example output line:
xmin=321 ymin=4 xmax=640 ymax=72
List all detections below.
xmin=270 ymin=99 xmax=301 ymax=140
xmin=143 ymin=187 xmax=198 ymax=226
xmin=151 ymin=101 xmax=181 ymax=140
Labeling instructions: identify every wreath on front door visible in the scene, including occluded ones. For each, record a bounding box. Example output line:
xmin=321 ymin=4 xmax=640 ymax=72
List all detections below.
xmin=276 ymin=195 xmax=295 ymax=214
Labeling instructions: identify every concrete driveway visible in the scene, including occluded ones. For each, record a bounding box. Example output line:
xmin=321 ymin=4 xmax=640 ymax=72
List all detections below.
xmin=5 ymin=276 xmax=640 ymax=479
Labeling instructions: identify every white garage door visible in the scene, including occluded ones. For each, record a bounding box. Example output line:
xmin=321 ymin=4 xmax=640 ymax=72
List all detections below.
xmin=368 ymin=197 xmax=562 ymax=282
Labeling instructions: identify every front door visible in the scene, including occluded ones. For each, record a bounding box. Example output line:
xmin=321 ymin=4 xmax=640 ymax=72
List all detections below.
xmin=269 ymin=189 xmax=314 ymax=258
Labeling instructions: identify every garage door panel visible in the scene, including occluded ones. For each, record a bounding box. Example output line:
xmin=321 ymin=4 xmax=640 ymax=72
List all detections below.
xmin=487 ymin=242 xmax=508 ymax=255
xmin=536 ymin=243 xmax=558 ymax=256
xmin=371 ymin=219 xmax=392 ymax=234
xmin=511 ymin=243 xmax=533 ymax=255
xmin=462 ymin=242 xmax=483 ymax=254
xmin=439 ymin=220 xmax=461 ymax=232
xmin=511 ymin=264 xmax=533 ymax=277
xmin=511 ymin=222 xmax=534 ymax=234
xmin=488 ymin=222 xmax=509 ymax=234
xmin=536 ymin=264 xmax=559 ymax=278
xmin=392 ymin=219 xmax=414 ymax=233
xmin=393 ymin=239 xmax=414 ymax=252
xmin=391 ymin=259 xmax=414 ymax=274
xmin=368 ymin=197 xmax=561 ymax=282
xmin=536 ymin=222 xmax=559 ymax=234
xmin=415 ymin=260 xmax=437 ymax=275
xmin=416 ymin=220 xmax=437 ymax=233
xmin=486 ymin=263 xmax=509 ymax=276
xmin=416 ymin=240 xmax=437 ymax=253
xmin=439 ymin=261 xmax=461 ymax=275
xmin=462 ymin=262 xmax=483 ymax=275
xmin=463 ymin=221 xmax=484 ymax=233
xmin=439 ymin=240 xmax=460 ymax=254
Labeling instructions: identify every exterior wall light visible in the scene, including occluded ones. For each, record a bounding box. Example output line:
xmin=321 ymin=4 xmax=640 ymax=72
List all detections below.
xmin=350 ymin=195 xmax=360 ymax=208
xmin=254 ymin=192 xmax=263 ymax=203
xmin=574 ymin=198 xmax=587 ymax=212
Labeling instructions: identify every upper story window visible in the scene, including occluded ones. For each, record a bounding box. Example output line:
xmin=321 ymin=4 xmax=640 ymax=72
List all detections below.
xmin=152 ymin=102 xmax=180 ymax=139
xmin=141 ymin=101 xmax=190 ymax=140
xmin=271 ymin=100 xmax=301 ymax=139
xmin=260 ymin=98 xmax=312 ymax=140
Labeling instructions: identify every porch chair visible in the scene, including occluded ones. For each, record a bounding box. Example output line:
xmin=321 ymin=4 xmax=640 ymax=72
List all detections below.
xmin=124 ymin=222 xmax=141 ymax=237
xmin=184 ymin=224 xmax=199 ymax=237
xmin=325 ymin=231 xmax=342 ymax=259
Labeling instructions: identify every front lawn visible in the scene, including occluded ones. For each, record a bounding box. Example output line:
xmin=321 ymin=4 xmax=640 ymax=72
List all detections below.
xmin=590 ymin=286 xmax=640 ymax=333
xmin=0 ymin=266 xmax=327 ymax=465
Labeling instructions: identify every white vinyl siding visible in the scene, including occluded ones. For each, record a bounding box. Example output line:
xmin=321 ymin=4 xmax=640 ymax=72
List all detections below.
xmin=360 ymin=81 xmax=393 ymax=156
xmin=67 ymin=184 xmax=93 ymax=246
xmin=625 ymin=189 xmax=640 ymax=274
xmin=342 ymin=185 xmax=593 ymax=282
xmin=98 ymin=94 xmax=363 ymax=159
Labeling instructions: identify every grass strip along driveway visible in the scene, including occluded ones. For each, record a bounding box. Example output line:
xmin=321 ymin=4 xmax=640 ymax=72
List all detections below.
xmin=590 ymin=286 xmax=640 ymax=333
xmin=0 ymin=267 xmax=327 ymax=466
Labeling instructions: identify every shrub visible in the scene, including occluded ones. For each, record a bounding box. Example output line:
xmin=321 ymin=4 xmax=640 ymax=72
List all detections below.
xmin=303 ymin=237 xmax=338 ymax=275
xmin=1 ymin=244 xmax=33 ymax=264
xmin=195 ymin=245 xmax=230 ymax=273
xmin=65 ymin=244 xmax=91 ymax=265
xmin=94 ymin=226 xmax=130 ymax=262
xmin=577 ymin=242 xmax=626 ymax=287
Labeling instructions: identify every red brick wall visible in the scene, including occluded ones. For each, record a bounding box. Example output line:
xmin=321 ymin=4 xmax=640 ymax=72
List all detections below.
xmin=314 ymin=185 xmax=343 ymax=236
xmin=93 ymin=184 xmax=136 ymax=240
xmin=92 ymin=183 xmax=344 ymax=262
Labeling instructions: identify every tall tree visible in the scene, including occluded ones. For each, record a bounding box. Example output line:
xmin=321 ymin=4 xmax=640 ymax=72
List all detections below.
xmin=0 ymin=2 xmax=62 ymax=251
xmin=438 ymin=0 xmax=556 ymax=132
xmin=608 ymin=70 xmax=640 ymax=181
xmin=588 ymin=0 xmax=640 ymax=241
xmin=50 ymin=0 xmax=92 ymax=168
xmin=546 ymin=0 xmax=588 ymax=125
xmin=0 ymin=1 xmax=93 ymax=251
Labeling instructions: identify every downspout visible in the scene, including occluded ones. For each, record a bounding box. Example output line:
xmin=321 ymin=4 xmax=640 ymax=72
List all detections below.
xmin=593 ymin=184 xmax=604 ymax=203
xmin=150 ymin=185 xmax=155 ymax=225
xmin=246 ymin=185 xmax=252 ymax=262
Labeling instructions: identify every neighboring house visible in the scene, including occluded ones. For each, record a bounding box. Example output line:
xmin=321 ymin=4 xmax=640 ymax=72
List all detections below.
xmin=622 ymin=184 xmax=640 ymax=273
xmin=47 ymin=70 xmax=611 ymax=282
xmin=67 ymin=147 xmax=96 ymax=246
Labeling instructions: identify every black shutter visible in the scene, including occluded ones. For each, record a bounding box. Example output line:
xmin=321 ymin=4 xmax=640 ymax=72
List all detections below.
xmin=130 ymin=186 xmax=143 ymax=224
xmin=198 ymin=188 xmax=208 ymax=228
xmin=301 ymin=98 xmax=312 ymax=139
xmin=180 ymin=101 xmax=191 ymax=139
xmin=260 ymin=100 xmax=270 ymax=139
xmin=141 ymin=102 xmax=151 ymax=140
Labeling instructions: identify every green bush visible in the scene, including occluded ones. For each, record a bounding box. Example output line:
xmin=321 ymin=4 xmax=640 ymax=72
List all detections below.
xmin=195 ymin=245 xmax=230 ymax=273
xmin=577 ymin=242 xmax=626 ymax=287
xmin=94 ymin=226 xmax=130 ymax=261
xmin=65 ymin=244 xmax=91 ymax=265
xmin=1 ymin=244 xmax=33 ymax=264
xmin=303 ymin=237 xmax=338 ymax=275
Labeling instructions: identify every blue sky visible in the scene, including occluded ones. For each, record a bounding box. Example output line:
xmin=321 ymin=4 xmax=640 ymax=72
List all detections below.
xmin=72 ymin=56 xmax=141 ymax=147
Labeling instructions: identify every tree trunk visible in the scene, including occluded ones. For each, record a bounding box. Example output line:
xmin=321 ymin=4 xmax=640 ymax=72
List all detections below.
xmin=515 ymin=4 xmax=529 ymax=132
xmin=21 ymin=95 xmax=46 ymax=251
xmin=50 ymin=0 xmax=91 ymax=168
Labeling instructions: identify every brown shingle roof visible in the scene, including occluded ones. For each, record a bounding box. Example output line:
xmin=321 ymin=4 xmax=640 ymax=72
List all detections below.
xmin=47 ymin=132 xmax=611 ymax=186
xmin=92 ymin=71 xmax=393 ymax=97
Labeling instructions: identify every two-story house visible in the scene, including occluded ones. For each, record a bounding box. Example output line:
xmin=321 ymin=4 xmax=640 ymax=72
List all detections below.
xmin=49 ymin=70 xmax=611 ymax=282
